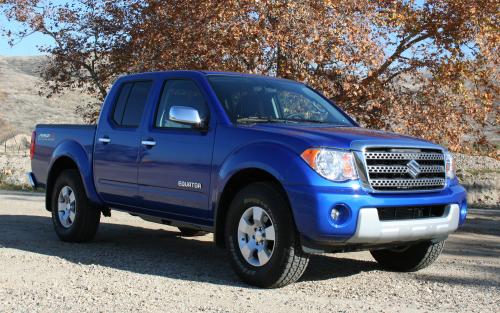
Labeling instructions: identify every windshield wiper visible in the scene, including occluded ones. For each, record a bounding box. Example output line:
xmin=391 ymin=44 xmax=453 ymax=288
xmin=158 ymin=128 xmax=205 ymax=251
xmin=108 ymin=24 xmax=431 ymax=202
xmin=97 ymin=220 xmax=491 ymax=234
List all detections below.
xmin=236 ymin=117 xmax=288 ymax=124
xmin=236 ymin=116 xmax=343 ymax=125
xmin=285 ymin=118 xmax=326 ymax=124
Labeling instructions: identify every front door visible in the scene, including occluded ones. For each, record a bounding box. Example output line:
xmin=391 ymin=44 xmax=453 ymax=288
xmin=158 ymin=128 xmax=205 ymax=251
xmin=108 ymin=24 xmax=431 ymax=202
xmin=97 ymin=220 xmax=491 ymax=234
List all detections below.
xmin=137 ymin=79 xmax=215 ymax=223
xmin=94 ymin=81 xmax=152 ymax=206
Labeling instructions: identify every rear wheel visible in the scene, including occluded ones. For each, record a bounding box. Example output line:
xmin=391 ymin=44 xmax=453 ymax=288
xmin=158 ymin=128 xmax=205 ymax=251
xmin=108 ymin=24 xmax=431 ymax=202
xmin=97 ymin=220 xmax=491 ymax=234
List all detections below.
xmin=225 ymin=182 xmax=309 ymax=288
xmin=51 ymin=169 xmax=101 ymax=242
xmin=370 ymin=240 xmax=445 ymax=272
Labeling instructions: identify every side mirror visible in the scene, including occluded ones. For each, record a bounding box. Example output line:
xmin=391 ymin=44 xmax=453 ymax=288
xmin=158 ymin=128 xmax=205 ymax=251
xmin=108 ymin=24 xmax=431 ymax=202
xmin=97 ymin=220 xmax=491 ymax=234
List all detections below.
xmin=169 ymin=106 xmax=205 ymax=128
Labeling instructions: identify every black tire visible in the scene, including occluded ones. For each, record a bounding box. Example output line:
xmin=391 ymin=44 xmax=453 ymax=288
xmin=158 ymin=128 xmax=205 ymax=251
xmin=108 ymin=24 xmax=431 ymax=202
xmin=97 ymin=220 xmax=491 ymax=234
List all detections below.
xmin=370 ymin=240 xmax=445 ymax=272
xmin=51 ymin=169 xmax=101 ymax=242
xmin=178 ymin=227 xmax=208 ymax=237
xmin=225 ymin=182 xmax=309 ymax=288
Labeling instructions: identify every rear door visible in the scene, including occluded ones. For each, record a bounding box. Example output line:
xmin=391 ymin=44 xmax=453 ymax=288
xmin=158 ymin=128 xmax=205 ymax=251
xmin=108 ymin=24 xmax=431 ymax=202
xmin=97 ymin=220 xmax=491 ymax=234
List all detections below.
xmin=137 ymin=78 xmax=215 ymax=223
xmin=94 ymin=80 xmax=152 ymax=206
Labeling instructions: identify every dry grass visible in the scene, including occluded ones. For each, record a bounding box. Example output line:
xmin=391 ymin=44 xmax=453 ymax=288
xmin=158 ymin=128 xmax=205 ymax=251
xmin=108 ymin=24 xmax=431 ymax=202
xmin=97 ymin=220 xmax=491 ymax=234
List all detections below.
xmin=0 ymin=116 xmax=12 ymax=144
xmin=0 ymin=56 xmax=93 ymax=189
xmin=0 ymin=56 xmax=92 ymax=142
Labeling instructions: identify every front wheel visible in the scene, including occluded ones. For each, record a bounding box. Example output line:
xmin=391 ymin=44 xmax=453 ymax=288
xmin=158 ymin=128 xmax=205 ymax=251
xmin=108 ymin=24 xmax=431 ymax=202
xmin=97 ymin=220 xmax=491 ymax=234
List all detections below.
xmin=370 ymin=240 xmax=445 ymax=272
xmin=225 ymin=182 xmax=309 ymax=288
xmin=51 ymin=169 xmax=101 ymax=242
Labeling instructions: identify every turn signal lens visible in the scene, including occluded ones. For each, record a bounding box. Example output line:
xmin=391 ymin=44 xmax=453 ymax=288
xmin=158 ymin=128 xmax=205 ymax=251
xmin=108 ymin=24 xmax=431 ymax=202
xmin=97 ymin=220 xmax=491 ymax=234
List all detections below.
xmin=30 ymin=131 xmax=36 ymax=160
xmin=301 ymin=148 xmax=358 ymax=181
xmin=444 ymin=151 xmax=456 ymax=179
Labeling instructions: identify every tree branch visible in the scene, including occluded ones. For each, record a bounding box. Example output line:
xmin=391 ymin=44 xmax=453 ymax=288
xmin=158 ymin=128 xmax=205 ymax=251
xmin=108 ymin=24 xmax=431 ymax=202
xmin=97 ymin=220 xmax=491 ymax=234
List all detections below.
xmin=363 ymin=32 xmax=433 ymax=84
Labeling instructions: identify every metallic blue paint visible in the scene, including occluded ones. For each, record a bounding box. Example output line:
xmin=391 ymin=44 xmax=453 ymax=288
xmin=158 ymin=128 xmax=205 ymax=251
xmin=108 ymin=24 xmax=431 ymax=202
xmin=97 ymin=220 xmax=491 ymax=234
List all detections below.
xmin=136 ymin=75 xmax=217 ymax=219
xmin=286 ymin=183 xmax=466 ymax=242
xmin=31 ymin=125 xmax=103 ymax=207
xmin=30 ymin=70 xmax=467 ymax=245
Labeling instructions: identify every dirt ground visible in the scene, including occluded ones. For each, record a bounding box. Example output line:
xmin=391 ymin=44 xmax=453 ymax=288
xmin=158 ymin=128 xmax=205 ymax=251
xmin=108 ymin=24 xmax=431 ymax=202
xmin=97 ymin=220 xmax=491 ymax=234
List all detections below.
xmin=0 ymin=191 xmax=498 ymax=313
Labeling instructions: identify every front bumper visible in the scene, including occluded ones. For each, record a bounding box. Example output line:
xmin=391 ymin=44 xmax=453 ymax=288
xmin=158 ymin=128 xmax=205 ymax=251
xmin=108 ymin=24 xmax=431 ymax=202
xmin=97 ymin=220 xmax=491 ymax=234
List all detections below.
xmin=285 ymin=183 xmax=467 ymax=249
xmin=347 ymin=204 xmax=459 ymax=244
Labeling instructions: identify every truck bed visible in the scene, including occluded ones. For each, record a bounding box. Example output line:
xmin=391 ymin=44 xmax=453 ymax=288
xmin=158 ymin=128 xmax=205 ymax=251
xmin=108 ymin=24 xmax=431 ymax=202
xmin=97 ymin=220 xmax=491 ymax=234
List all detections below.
xmin=31 ymin=124 xmax=96 ymax=188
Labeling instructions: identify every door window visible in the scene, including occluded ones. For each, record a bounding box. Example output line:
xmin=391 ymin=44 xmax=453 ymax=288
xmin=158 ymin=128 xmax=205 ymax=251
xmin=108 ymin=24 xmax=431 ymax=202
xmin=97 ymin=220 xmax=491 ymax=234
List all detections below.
xmin=155 ymin=80 xmax=209 ymax=129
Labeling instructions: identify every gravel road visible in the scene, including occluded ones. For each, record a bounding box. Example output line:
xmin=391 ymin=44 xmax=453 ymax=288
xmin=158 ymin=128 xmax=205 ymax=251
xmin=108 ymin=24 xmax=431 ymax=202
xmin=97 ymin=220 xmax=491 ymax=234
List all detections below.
xmin=0 ymin=191 xmax=499 ymax=313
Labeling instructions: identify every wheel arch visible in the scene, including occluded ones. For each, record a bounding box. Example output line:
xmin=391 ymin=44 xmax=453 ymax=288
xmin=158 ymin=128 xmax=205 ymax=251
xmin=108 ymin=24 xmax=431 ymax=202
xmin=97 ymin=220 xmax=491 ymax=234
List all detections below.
xmin=45 ymin=141 xmax=103 ymax=211
xmin=45 ymin=156 xmax=81 ymax=211
xmin=213 ymin=167 xmax=294 ymax=248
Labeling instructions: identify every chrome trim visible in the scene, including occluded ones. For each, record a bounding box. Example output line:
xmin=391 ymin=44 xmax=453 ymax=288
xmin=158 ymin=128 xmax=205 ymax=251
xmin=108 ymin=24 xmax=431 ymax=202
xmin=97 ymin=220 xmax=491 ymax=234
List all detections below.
xmin=367 ymin=165 xmax=444 ymax=174
xmin=353 ymin=151 xmax=371 ymax=190
xmin=365 ymin=152 xmax=444 ymax=160
xmin=347 ymin=204 xmax=459 ymax=244
xmin=141 ymin=140 xmax=156 ymax=147
xmin=169 ymin=106 xmax=202 ymax=126
xmin=370 ymin=178 xmax=445 ymax=188
xmin=351 ymin=143 xmax=447 ymax=194
xmin=350 ymin=140 xmax=443 ymax=152
xmin=98 ymin=137 xmax=111 ymax=144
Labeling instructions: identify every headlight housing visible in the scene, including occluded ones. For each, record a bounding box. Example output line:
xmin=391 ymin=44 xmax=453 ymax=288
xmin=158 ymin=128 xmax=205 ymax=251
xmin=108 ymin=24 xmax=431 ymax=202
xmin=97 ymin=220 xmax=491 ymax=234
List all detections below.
xmin=444 ymin=151 xmax=456 ymax=179
xmin=301 ymin=148 xmax=358 ymax=181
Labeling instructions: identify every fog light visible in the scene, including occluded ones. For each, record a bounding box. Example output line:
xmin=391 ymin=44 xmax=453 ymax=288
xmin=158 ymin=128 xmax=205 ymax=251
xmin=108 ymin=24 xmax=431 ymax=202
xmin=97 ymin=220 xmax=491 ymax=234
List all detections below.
xmin=329 ymin=204 xmax=350 ymax=226
xmin=331 ymin=208 xmax=341 ymax=221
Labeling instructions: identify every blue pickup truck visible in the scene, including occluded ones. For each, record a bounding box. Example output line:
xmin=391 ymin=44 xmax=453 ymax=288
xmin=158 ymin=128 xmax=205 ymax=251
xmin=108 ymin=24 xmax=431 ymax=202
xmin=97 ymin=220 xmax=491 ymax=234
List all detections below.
xmin=28 ymin=71 xmax=467 ymax=288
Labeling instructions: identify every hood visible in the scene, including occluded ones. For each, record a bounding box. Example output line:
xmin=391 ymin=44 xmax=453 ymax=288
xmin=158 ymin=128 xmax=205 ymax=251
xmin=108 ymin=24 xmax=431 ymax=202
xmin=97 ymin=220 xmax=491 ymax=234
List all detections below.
xmin=242 ymin=124 xmax=442 ymax=151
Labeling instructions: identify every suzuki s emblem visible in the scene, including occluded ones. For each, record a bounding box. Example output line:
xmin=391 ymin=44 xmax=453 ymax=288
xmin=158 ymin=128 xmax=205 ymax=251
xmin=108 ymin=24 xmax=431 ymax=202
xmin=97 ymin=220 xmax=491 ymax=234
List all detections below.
xmin=407 ymin=160 xmax=422 ymax=178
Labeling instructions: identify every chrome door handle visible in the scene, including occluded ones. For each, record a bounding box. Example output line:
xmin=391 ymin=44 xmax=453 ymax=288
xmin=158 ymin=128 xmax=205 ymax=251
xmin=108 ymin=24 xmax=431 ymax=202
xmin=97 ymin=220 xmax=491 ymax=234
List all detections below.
xmin=141 ymin=140 xmax=156 ymax=147
xmin=98 ymin=137 xmax=111 ymax=144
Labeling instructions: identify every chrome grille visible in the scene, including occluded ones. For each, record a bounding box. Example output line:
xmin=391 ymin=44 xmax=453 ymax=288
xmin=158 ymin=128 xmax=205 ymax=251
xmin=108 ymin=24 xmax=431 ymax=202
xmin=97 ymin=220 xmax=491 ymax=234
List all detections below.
xmin=365 ymin=152 xmax=444 ymax=161
xmin=367 ymin=165 xmax=445 ymax=174
xmin=363 ymin=148 xmax=446 ymax=192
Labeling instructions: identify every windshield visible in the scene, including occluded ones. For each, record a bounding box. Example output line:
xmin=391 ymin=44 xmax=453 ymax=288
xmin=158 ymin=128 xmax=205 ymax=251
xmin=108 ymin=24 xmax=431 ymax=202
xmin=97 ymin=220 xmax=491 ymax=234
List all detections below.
xmin=207 ymin=75 xmax=354 ymax=126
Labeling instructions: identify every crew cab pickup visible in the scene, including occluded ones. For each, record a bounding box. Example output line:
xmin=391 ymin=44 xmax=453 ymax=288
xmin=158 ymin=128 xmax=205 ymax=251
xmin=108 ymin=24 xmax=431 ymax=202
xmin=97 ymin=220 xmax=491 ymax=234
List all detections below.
xmin=28 ymin=71 xmax=467 ymax=288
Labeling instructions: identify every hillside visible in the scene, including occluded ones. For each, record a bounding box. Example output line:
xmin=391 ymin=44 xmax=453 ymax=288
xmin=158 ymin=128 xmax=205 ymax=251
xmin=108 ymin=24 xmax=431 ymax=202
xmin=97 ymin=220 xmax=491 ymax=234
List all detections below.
xmin=0 ymin=55 xmax=498 ymax=207
xmin=0 ymin=56 xmax=92 ymax=146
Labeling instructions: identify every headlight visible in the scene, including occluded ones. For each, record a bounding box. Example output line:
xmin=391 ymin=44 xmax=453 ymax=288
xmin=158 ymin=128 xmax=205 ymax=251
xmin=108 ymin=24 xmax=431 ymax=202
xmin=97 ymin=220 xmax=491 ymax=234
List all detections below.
xmin=444 ymin=151 xmax=456 ymax=179
xmin=301 ymin=148 xmax=358 ymax=181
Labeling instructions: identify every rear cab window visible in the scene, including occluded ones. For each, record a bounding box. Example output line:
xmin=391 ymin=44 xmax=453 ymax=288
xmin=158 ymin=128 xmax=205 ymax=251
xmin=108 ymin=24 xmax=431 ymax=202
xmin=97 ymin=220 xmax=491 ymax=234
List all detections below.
xmin=112 ymin=81 xmax=152 ymax=127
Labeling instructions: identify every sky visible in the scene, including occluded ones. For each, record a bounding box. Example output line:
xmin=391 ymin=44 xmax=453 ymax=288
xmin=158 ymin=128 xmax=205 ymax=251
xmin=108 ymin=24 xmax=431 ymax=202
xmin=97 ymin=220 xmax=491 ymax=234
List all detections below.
xmin=0 ymin=6 xmax=54 ymax=56
xmin=0 ymin=0 xmax=429 ymax=57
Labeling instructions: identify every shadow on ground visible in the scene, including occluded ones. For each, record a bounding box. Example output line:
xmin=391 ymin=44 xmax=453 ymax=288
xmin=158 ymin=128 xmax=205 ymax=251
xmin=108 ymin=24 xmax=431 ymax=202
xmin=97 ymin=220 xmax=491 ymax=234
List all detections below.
xmin=0 ymin=214 xmax=378 ymax=287
xmin=415 ymin=272 xmax=500 ymax=288
xmin=457 ymin=209 xmax=500 ymax=237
